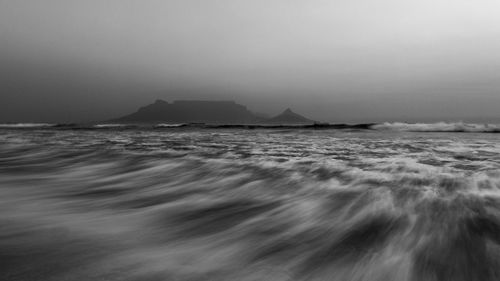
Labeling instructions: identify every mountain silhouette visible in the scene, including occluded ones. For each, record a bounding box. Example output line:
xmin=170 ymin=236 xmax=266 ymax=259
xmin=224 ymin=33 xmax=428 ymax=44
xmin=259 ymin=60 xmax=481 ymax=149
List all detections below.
xmin=266 ymin=108 xmax=316 ymax=124
xmin=114 ymin=99 xmax=259 ymax=124
xmin=112 ymin=100 xmax=315 ymax=124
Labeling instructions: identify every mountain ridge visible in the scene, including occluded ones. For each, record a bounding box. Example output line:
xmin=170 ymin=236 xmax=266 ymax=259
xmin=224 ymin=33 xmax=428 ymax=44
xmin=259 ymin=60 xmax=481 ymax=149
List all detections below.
xmin=112 ymin=100 xmax=316 ymax=124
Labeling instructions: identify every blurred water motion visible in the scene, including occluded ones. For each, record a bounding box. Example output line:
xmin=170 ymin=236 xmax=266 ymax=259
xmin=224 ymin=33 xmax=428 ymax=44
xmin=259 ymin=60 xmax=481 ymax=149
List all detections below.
xmin=2 ymin=128 xmax=500 ymax=280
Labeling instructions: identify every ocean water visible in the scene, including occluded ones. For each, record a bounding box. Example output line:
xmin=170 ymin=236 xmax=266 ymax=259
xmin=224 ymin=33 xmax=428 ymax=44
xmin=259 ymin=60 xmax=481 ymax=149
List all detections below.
xmin=2 ymin=127 xmax=500 ymax=281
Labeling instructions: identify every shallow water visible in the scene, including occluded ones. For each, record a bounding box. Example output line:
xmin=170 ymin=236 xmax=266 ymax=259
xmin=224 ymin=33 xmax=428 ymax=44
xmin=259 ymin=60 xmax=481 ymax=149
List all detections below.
xmin=2 ymin=128 xmax=500 ymax=280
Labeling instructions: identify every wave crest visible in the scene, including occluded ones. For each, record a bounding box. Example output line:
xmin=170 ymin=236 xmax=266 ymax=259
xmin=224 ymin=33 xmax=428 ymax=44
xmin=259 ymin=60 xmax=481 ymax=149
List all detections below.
xmin=0 ymin=123 xmax=55 ymax=128
xmin=373 ymin=122 xmax=500 ymax=132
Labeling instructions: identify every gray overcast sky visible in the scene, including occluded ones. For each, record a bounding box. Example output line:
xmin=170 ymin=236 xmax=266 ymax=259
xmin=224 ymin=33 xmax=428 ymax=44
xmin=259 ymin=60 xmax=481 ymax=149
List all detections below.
xmin=1 ymin=0 xmax=500 ymax=123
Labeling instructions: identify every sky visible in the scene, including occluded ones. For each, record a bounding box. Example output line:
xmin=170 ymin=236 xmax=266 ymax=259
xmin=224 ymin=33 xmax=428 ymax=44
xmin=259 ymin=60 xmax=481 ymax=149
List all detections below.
xmin=1 ymin=0 xmax=500 ymax=123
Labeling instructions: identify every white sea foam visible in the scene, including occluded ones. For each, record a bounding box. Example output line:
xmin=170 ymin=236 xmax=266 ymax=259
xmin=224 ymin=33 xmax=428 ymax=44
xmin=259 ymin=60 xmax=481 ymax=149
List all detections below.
xmin=2 ymin=129 xmax=500 ymax=280
xmin=93 ymin=124 xmax=129 ymax=128
xmin=373 ymin=122 xmax=500 ymax=132
xmin=0 ymin=123 xmax=55 ymax=128
xmin=154 ymin=123 xmax=186 ymax=128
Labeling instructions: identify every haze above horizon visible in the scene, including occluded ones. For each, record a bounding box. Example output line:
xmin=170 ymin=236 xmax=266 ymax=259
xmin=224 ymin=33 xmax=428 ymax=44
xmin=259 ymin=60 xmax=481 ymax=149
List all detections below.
xmin=1 ymin=0 xmax=500 ymax=123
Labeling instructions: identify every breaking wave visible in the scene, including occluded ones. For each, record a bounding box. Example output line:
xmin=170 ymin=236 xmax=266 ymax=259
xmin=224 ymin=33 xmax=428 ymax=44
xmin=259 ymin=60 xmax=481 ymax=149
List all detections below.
xmin=0 ymin=123 xmax=55 ymax=128
xmin=154 ymin=123 xmax=187 ymax=128
xmin=93 ymin=123 xmax=136 ymax=128
xmin=373 ymin=122 xmax=500 ymax=132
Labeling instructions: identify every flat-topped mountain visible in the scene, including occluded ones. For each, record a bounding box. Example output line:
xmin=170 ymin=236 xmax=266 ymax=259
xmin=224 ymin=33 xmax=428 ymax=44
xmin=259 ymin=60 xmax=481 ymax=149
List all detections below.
xmin=266 ymin=108 xmax=316 ymax=124
xmin=113 ymin=100 xmax=315 ymax=124
xmin=115 ymin=99 xmax=258 ymax=124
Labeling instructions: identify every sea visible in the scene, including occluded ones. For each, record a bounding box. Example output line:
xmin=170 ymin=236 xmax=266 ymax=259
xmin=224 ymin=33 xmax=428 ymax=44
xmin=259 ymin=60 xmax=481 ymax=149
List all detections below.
xmin=2 ymin=123 xmax=500 ymax=281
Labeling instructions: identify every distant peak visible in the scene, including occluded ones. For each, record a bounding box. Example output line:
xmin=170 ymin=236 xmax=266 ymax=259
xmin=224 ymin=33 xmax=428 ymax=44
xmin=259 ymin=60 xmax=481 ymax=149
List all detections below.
xmin=266 ymin=107 xmax=315 ymax=124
